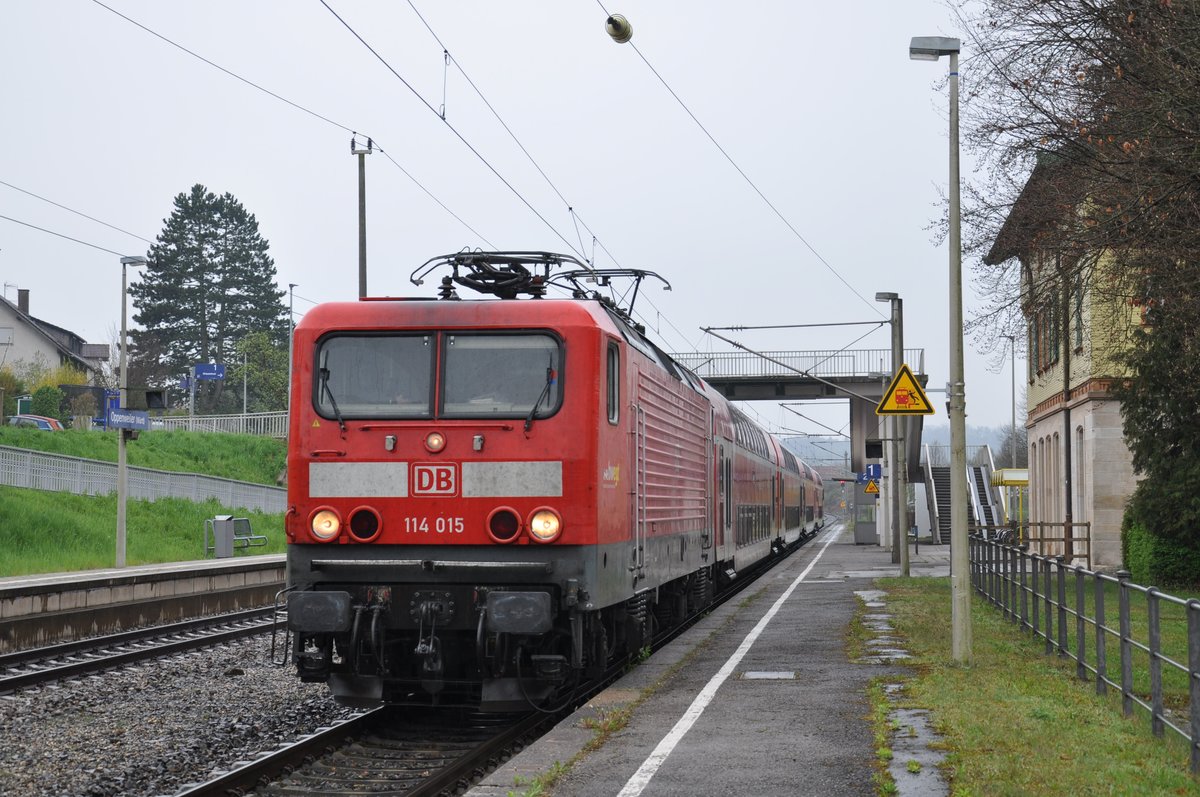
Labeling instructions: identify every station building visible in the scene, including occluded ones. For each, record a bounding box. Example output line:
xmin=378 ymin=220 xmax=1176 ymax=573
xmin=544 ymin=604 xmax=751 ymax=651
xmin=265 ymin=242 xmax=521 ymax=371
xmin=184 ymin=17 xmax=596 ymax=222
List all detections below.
xmin=985 ymin=158 xmax=1140 ymax=570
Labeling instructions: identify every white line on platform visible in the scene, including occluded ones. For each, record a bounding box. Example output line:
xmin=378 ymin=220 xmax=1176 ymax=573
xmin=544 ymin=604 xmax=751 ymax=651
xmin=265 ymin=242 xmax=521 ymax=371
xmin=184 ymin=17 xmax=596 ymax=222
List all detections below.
xmin=615 ymin=524 xmax=844 ymax=797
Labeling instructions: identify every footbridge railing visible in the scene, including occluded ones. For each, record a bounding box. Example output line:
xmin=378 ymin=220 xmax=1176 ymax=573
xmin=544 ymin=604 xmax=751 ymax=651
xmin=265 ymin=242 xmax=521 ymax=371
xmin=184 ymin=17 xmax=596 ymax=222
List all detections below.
xmin=671 ymin=348 xmax=926 ymax=381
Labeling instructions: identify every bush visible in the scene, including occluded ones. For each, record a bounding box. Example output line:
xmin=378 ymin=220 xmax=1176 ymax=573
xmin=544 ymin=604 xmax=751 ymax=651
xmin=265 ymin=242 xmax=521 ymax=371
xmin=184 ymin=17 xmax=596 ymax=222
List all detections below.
xmin=1121 ymin=518 xmax=1153 ymax=585
xmin=1122 ymin=505 xmax=1200 ymax=589
xmin=30 ymin=385 xmax=65 ymax=421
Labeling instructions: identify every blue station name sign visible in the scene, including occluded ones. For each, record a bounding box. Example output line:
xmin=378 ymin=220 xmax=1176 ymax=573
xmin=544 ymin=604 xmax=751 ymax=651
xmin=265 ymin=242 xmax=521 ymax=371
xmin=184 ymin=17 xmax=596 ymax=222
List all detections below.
xmin=109 ymin=409 xmax=151 ymax=431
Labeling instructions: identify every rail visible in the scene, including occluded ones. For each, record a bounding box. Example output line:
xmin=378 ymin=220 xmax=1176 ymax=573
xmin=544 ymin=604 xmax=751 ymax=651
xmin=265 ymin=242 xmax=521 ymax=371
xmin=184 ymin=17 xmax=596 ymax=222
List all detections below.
xmin=976 ymin=520 xmax=1092 ymax=569
xmin=920 ymin=445 xmax=996 ymax=468
xmin=0 ymin=445 xmax=285 ymax=513
xmin=157 ymin=411 xmax=288 ymax=437
xmin=971 ymin=534 xmax=1200 ymax=774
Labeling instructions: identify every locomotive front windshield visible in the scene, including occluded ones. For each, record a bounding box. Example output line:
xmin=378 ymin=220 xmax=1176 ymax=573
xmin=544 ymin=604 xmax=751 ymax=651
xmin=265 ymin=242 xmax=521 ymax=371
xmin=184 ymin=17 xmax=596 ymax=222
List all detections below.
xmin=313 ymin=332 xmax=561 ymax=420
xmin=442 ymin=334 xmax=561 ymax=418
xmin=316 ymin=334 xmax=434 ymax=418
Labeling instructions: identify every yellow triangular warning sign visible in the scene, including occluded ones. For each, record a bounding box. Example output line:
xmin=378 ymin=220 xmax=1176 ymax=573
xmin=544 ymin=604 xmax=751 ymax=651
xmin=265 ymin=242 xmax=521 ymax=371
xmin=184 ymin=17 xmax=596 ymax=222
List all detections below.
xmin=875 ymin=363 xmax=935 ymax=416
xmin=864 ymin=480 xmax=879 ymax=494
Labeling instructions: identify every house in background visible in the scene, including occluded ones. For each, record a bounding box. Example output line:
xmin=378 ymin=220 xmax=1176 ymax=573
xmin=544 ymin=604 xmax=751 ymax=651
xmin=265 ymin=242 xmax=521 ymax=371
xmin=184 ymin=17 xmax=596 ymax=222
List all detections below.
xmin=1 ymin=288 xmax=107 ymax=386
xmin=984 ymin=159 xmax=1138 ymax=570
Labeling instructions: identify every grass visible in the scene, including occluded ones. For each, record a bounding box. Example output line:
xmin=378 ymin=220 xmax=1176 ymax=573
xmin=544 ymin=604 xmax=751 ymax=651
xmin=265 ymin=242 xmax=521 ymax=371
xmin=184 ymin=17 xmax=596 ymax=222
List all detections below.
xmin=872 ymin=577 xmax=1200 ymax=796
xmin=981 ymin=568 xmax=1198 ymax=709
xmin=0 ymin=427 xmax=286 ymax=485
xmin=0 ymin=428 xmax=287 ymax=576
xmin=2 ymin=486 xmax=285 ymax=575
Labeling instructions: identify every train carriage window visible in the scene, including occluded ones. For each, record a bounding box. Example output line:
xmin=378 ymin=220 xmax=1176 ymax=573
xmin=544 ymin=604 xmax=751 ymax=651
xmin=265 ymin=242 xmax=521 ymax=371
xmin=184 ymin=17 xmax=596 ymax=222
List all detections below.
xmin=443 ymin=333 xmax=563 ymax=418
xmin=315 ymin=334 xmax=433 ymax=419
xmin=607 ymin=342 xmax=620 ymax=424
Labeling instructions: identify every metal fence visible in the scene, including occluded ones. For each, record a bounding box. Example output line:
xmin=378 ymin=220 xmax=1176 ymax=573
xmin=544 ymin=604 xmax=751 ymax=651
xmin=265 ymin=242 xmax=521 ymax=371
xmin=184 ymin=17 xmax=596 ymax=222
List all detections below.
xmin=971 ymin=534 xmax=1200 ymax=773
xmin=0 ymin=445 xmax=285 ymax=513
xmin=157 ymin=411 xmax=288 ymax=438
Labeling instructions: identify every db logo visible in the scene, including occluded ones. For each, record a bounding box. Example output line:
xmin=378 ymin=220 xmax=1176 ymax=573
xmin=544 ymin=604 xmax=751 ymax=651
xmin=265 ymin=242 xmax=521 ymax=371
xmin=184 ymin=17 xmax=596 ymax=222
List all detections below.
xmin=412 ymin=463 xmax=458 ymax=496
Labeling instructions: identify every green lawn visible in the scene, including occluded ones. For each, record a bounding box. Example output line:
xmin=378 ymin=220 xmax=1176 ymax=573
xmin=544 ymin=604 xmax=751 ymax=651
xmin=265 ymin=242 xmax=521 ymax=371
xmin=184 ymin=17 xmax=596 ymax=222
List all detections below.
xmin=0 ymin=429 xmax=287 ymax=576
xmin=0 ymin=427 xmax=286 ymax=485
xmin=870 ymin=578 xmax=1200 ymax=796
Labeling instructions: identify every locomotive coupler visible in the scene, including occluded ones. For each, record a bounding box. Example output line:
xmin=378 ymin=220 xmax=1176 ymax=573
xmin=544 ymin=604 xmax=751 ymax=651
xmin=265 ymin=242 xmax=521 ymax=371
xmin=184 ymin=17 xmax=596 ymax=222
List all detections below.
xmin=414 ymin=599 xmax=446 ymax=693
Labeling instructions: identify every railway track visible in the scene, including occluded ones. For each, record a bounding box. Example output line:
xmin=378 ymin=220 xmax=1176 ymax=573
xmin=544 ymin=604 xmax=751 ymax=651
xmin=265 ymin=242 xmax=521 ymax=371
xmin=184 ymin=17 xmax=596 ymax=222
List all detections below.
xmin=171 ymin=531 xmax=821 ymax=796
xmin=173 ymin=708 xmax=551 ymax=797
xmin=0 ymin=607 xmax=277 ymax=694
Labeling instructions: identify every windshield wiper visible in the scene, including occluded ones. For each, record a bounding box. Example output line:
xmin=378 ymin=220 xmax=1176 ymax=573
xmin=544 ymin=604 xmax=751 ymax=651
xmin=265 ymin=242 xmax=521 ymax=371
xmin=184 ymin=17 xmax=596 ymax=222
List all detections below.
xmin=319 ymin=366 xmax=347 ymax=434
xmin=524 ymin=360 xmax=557 ymax=432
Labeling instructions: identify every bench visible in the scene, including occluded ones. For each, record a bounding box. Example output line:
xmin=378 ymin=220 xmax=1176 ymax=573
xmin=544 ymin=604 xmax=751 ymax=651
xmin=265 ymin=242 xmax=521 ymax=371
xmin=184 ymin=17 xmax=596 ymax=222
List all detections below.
xmin=204 ymin=515 xmax=269 ymax=558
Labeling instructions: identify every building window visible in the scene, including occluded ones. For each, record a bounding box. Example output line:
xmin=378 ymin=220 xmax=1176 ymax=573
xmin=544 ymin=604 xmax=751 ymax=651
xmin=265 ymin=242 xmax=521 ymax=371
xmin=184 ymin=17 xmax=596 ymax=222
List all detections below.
xmin=1032 ymin=285 xmax=1061 ymax=373
xmin=1073 ymin=277 xmax=1084 ymax=350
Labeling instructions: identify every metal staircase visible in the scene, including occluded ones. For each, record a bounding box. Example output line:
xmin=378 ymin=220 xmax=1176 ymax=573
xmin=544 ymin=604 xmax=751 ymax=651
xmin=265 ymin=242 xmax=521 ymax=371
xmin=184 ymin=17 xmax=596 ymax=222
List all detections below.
xmin=971 ymin=466 xmax=997 ymax=526
xmin=930 ymin=465 xmax=952 ymax=544
xmin=924 ymin=452 xmax=997 ymax=545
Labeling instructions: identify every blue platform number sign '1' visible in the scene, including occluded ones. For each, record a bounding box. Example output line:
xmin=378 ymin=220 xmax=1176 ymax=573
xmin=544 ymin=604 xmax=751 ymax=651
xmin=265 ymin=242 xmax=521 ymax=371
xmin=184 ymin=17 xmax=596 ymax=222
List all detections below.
xmin=194 ymin=363 xmax=226 ymax=381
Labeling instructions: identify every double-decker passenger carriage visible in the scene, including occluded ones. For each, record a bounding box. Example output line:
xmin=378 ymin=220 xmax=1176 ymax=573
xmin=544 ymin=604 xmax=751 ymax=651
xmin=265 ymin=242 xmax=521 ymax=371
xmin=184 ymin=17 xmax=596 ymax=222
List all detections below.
xmin=283 ymin=252 xmax=823 ymax=709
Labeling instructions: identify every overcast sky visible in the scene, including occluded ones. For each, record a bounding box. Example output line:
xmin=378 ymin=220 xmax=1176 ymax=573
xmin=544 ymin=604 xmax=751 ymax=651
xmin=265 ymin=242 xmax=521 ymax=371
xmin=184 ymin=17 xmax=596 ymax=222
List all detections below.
xmin=0 ymin=1 xmax=1023 ymax=442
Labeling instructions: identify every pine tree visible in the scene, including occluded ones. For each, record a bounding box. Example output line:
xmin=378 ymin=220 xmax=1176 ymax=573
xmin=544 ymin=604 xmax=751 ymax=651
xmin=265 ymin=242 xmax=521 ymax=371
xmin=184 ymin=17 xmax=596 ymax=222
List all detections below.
xmin=129 ymin=185 xmax=286 ymax=413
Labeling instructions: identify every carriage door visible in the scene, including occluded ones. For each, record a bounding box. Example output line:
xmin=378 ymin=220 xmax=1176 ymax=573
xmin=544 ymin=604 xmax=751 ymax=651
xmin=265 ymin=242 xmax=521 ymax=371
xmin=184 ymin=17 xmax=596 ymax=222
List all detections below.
xmin=723 ymin=453 xmax=733 ymax=546
xmin=715 ymin=444 xmax=725 ymax=549
xmin=703 ymin=410 xmax=714 ymax=550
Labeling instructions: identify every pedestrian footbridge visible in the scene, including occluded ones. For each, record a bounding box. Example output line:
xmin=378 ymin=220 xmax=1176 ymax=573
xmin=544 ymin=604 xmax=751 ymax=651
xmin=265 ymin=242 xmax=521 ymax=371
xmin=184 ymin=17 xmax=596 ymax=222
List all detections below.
xmin=670 ymin=348 xmax=929 ymax=476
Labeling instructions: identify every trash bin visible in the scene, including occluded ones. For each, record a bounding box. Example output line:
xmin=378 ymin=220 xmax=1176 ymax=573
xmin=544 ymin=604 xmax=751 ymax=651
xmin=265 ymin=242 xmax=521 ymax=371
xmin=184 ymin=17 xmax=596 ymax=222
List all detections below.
xmin=211 ymin=514 xmax=235 ymax=558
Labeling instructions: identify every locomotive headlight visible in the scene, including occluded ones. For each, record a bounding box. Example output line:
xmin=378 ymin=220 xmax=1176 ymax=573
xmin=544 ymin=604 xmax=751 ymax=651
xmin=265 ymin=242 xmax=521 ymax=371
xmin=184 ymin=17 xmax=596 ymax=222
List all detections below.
xmin=527 ymin=508 xmax=562 ymax=543
xmin=424 ymin=431 xmax=446 ymax=453
xmin=310 ymin=508 xmax=341 ymax=541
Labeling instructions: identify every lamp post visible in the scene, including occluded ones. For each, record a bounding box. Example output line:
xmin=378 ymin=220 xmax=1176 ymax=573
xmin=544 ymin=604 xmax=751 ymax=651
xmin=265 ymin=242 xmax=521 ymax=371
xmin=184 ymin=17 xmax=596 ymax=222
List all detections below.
xmin=876 ymin=291 xmax=908 ymax=576
xmin=910 ymin=35 xmax=970 ymax=662
xmin=116 ymin=255 xmax=148 ymax=568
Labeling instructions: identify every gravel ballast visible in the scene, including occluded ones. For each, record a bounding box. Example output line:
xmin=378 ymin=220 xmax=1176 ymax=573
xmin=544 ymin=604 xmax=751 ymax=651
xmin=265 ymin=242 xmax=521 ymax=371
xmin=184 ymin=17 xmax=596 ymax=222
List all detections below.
xmin=0 ymin=635 xmax=356 ymax=796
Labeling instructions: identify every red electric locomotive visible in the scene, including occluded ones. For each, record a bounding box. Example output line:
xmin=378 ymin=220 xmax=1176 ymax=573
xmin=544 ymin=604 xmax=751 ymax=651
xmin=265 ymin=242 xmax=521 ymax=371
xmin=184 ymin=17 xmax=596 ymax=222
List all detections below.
xmin=283 ymin=252 xmax=822 ymax=709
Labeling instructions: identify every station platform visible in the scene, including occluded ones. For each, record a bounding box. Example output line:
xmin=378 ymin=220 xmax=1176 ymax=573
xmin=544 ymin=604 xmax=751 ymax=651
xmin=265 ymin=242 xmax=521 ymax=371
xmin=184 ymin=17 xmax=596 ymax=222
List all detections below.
xmin=469 ymin=523 xmax=950 ymax=797
xmin=0 ymin=555 xmax=284 ymax=652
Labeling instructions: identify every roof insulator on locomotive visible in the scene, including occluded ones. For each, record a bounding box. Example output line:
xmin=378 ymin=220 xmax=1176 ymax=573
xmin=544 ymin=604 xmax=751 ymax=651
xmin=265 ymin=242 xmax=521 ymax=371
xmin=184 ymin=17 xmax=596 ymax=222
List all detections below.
xmin=438 ymin=276 xmax=460 ymax=300
xmin=528 ymin=275 xmax=546 ymax=299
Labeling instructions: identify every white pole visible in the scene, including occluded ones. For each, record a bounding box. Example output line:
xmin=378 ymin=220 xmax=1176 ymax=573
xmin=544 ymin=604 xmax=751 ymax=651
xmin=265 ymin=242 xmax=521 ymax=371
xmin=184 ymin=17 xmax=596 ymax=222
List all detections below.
xmin=116 ymin=256 xmax=147 ymax=568
xmin=117 ymin=261 xmax=129 ymax=568
xmin=947 ymin=49 xmax=972 ymax=663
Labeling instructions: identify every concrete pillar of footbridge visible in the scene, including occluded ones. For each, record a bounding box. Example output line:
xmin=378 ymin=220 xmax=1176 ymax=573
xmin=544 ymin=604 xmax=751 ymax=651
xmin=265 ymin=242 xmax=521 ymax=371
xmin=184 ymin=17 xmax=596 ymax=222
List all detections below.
xmin=849 ymin=395 xmax=886 ymax=546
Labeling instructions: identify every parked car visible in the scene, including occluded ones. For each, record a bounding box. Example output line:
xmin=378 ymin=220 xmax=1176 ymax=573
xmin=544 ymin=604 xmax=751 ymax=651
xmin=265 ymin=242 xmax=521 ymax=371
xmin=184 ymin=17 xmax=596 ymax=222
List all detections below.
xmin=7 ymin=414 xmax=64 ymax=431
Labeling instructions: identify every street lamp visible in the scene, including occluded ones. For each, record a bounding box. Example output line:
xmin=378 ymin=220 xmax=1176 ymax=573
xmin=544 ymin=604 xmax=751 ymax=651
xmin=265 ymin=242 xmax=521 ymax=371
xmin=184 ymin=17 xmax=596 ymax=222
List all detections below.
xmin=116 ymin=255 xmax=148 ymax=568
xmin=875 ymin=291 xmax=908 ymax=577
xmin=910 ymin=35 xmax=970 ymax=662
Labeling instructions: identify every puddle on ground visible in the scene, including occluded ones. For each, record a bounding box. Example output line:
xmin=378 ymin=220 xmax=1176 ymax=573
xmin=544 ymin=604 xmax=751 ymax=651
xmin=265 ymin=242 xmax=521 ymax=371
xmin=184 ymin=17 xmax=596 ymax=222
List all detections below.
xmin=854 ymin=590 xmax=949 ymax=796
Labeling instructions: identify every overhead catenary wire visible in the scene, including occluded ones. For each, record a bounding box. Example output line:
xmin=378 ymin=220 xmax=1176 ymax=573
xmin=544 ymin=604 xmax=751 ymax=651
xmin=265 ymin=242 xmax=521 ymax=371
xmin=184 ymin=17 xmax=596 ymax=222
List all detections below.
xmin=404 ymin=0 xmax=621 ymax=274
xmin=0 ymin=214 xmax=134 ymax=258
xmin=89 ymin=0 xmax=495 ymax=250
xmin=358 ymin=1 xmax=707 ymax=355
xmin=320 ymin=0 xmax=585 ymax=262
xmin=594 ymin=1 xmax=885 ymax=318
xmin=0 ymin=180 xmax=156 ymax=246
